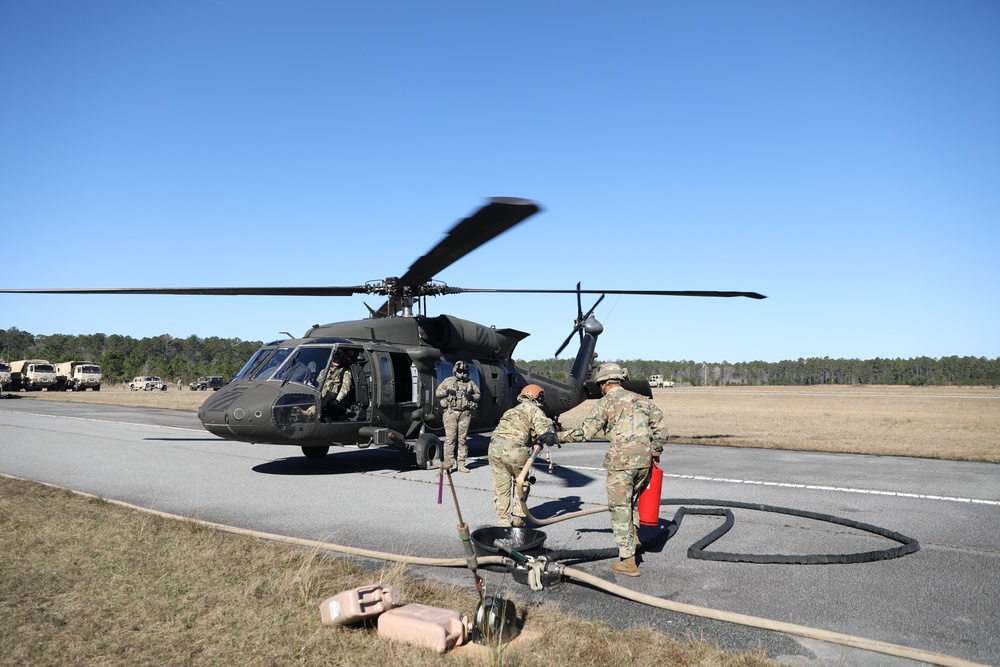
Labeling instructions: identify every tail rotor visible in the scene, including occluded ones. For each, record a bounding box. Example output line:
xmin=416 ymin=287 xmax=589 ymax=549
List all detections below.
xmin=554 ymin=282 xmax=606 ymax=357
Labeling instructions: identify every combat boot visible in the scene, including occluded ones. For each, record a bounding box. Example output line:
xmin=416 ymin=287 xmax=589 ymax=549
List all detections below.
xmin=457 ymin=461 xmax=470 ymax=473
xmin=611 ymin=556 xmax=639 ymax=577
xmin=511 ymin=516 xmax=525 ymax=527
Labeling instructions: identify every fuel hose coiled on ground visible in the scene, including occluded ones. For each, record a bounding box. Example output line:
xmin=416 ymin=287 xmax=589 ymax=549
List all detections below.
xmin=513 ymin=448 xmax=920 ymax=565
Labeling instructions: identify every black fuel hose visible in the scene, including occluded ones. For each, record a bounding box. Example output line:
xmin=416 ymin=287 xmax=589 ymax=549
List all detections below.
xmin=662 ymin=498 xmax=920 ymax=564
xmin=525 ymin=498 xmax=919 ymax=566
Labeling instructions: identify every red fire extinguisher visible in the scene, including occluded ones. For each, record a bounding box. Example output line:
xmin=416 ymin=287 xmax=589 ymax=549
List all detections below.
xmin=638 ymin=461 xmax=663 ymax=526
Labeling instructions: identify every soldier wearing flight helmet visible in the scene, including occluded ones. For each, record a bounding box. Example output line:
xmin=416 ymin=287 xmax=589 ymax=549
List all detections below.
xmin=559 ymin=362 xmax=667 ymax=577
xmin=435 ymin=360 xmax=480 ymax=472
xmin=488 ymin=384 xmax=559 ymax=527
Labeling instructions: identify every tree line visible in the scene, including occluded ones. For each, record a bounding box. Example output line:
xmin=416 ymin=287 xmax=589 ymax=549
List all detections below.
xmin=516 ymin=356 xmax=999 ymax=387
xmin=0 ymin=328 xmax=261 ymax=385
xmin=3 ymin=327 xmax=997 ymax=387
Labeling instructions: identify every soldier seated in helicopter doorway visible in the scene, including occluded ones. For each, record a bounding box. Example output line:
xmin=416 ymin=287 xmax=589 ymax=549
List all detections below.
xmin=435 ymin=360 xmax=480 ymax=472
xmin=319 ymin=351 xmax=353 ymax=421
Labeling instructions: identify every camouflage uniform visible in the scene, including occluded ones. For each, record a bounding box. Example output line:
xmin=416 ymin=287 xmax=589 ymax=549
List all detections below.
xmin=488 ymin=395 xmax=554 ymax=526
xmin=320 ymin=362 xmax=353 ymax=414
xmin=560 ymin=385 xmax=666 ymax=559
xmin=435 ymin=374 xmax=480 ymax=468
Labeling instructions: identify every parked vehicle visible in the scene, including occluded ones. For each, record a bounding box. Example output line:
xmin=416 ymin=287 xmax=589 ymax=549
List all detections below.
xmin=54 ymin=361 xmax=102 ymax=391
xmin=0 ymin=360 xmax=11 ymax=391
xmin=189 ymin=376 xmax=227 ymax=391
xmin=648 ymin=374 xmax=674 ymax=388
xmin=7 ymin=360 xmax=58 ymax=391
xmin=129 ymin=376 xmax=168 ymax=391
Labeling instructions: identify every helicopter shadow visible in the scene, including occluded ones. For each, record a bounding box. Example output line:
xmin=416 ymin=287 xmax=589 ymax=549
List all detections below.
xmin=252 ymin=448 xmax=406 ymax=476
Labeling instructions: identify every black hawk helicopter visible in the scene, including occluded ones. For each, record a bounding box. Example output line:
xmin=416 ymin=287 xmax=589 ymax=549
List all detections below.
xmin=1 ymin=198 xmax=765 ymax=466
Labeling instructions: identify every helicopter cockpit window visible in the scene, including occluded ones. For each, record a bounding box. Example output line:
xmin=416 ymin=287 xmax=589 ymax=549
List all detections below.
xmin=275 ymin=347 xmax=332 ymax=388
xmin=233 ymin=347 xmax=275 ymax=381
xmin=250 ymin=347 xmax=293 ymax=381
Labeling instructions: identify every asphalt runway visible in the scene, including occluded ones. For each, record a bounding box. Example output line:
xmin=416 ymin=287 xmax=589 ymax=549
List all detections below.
xmin=2 ymin=399 xmax=998 ymax=666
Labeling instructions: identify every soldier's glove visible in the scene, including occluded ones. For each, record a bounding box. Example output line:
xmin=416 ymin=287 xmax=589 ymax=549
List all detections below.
xmin=538 ymin=431 xmax=560 ymax=448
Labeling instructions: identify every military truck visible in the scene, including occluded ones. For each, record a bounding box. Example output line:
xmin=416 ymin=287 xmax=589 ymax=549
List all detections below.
xmin=0 ymin=360 xmax=11 ymax=392
xmin=129 ymin=376 xmax=168 ymax=391
xmin=648 ymin=374 xmax=674 ymax=388
xmin=8 ymin=359 xmax=58 ymax=391
xmin=54 ymin=361 xmax=103 ymax=391
xmin=189 ymin=376 xmax=227 ymax=391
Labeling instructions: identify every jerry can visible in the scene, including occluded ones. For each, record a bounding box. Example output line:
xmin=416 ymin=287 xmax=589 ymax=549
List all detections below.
xmin=377 ymin=603 xmax=472 ymax=653
xmin=319 ymin=584 xmax=401 ymax=626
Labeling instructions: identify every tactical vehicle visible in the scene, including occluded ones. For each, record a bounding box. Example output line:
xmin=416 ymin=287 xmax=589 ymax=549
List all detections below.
xmin=190 ymin=376 xmax=227 ymax=391
xmin=130 ymin=376 xmax=168 ymax=391
xmin=54 ymin=361 xmax=103 ymax=391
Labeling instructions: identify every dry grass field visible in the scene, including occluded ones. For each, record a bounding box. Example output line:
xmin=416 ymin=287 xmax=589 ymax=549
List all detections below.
xmin=17 ymin=383 xmax=1000 ymax=463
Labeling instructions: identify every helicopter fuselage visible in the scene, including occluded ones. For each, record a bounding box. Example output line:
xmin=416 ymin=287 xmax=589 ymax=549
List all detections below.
xmin=196 ymin=313 xmax=596 ymax=465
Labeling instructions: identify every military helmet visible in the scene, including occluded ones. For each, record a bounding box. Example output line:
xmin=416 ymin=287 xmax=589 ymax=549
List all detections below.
xmin=593 ymin=362 xmax=627 ymax=384
xmin=453 ymin=360 xmax=469 ymax=378
xmin=518 ymin=384 xmax=545 ymax=404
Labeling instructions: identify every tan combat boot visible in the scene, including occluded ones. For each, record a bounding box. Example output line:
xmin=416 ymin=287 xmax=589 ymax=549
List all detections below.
xmin=457 ymin=461 xmax=470 ymax=473
xmin=611 ymin=556 xmax=639 ymax=577
xmin=511 ymin=516 xmax=525 ymax=527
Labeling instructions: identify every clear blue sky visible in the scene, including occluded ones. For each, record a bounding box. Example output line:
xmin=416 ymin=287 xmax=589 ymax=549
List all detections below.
xmin=2 ymin=1 xmax=997 ymax=363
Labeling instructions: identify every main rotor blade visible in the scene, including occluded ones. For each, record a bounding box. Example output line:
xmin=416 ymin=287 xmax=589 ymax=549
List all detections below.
xmin=397 ymin=197 xmax=541 ymax=288
xmin=374 ymin=197 xmax=542 ymax=315
xmin=456 ymin=288 xmax=767 ymax=299
xmin=0 ymin=286 xmax=366 ymax=297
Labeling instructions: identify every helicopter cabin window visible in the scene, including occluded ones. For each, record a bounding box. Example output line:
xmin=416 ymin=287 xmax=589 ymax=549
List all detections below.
xmin=388 ymin=353 xmax=414 ymax=403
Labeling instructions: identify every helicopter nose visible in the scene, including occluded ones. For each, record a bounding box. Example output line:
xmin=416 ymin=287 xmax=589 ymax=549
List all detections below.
xmin=199 ymin=382 xmax=282 ymax=441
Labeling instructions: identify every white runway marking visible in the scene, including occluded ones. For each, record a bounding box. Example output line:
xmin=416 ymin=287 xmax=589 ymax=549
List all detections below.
xmin=666 ymin=473 xmax=1000 ymax=506
xmin=551 ymin=461 xmax=1000 ymax=506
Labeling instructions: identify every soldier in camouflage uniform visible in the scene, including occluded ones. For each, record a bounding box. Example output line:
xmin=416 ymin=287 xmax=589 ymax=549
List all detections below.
xmin=559 ymin=362 xmax=666 ymax=576
xmin=488 ymin=384 xmax=559 ymax=526
xmin=320 ymin=352 xmax=353 ymax=420
xmin=435 ymin=360 xmax=481 ymax=472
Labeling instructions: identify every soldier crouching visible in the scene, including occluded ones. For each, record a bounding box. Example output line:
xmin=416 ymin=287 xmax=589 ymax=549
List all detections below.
xmin=488 ymin=384 xmax=559 ymax=527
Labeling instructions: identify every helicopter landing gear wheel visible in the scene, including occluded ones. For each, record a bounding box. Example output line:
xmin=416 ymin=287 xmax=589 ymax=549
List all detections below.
xmin=414 ymin=433 xmax=441 ymax=470
xmin=301 ymin=445 xmax=329 ymax=460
